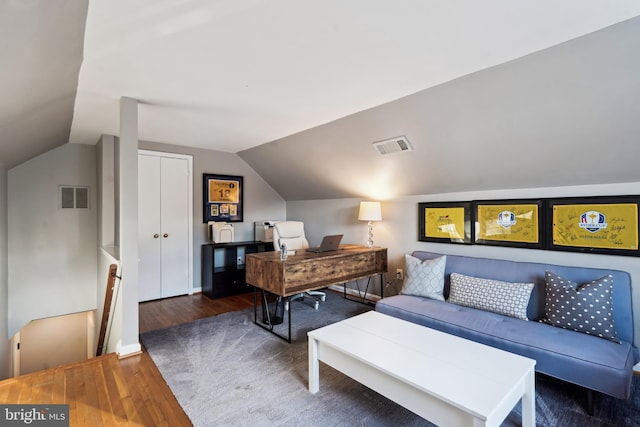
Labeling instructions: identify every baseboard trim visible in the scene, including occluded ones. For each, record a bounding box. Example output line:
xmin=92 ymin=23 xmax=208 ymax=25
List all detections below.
xmin=328 ymin=284 xmax=381 ymax=303
xmin=118 ymin=342 xmax=142 ymax=358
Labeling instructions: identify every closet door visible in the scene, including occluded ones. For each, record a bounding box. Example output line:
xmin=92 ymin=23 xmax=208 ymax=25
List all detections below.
xmin=158 ymin=156 xmax=190 ymax=298
xmin=138 ymin=151 xmax=193 ymax=302
xmin=138 ymin=154 xmax=162 ymax=301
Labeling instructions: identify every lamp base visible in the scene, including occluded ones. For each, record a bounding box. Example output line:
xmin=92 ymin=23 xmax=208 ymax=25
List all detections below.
xmin=366 ymin=221 xmax=374 ymax=248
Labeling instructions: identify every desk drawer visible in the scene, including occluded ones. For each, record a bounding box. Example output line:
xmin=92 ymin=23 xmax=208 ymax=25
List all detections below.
xmin=246 ymin=246 xmax=387 ymax=296
xmin=284 ymin=253 xmax=377 ymax=290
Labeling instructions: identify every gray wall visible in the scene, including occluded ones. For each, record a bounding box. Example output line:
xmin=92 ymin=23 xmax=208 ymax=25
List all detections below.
xmin=287 ymin=181 xmax=640 ymax=347
xmin=138 ymin=140 xmax=286 ymax=291
xmin=0 ymin=137 xmax=286 ymax=369
xmin=0 ymin=167 xmax=8 ymax=378
xmin=7 ymin=144 xmax=97 ymax=338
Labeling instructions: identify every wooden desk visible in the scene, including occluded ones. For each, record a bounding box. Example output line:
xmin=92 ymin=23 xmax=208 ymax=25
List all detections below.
xmin=245 ymin=244 xmax=387 ymax=341
xmin=246 ymin=244 xmax=387 ymax=296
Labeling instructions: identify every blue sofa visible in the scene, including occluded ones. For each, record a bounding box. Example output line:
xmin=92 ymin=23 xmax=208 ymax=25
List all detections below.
xmin=376 ymin=251 xmax=639 ymax=406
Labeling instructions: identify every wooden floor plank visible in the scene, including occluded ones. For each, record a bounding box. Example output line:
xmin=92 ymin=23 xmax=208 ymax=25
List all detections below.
xmin=51 ymin=364 xmax=67 ymax=404
xmin=82 ymin=362 xmax=106 ymax=427
xmin=91 ymin=361 xmax=115 ymax=426
xmin=16 ymin=371 xmax=35 ymax=402
xmin=0 ymin=377 xmax=20 ymax=403
xmin=28 ymin=370 xmax=52 ymax=405
xmin=99 ymin=356 xmax=129 ymax=426
xmin=67 ymin=365 xmax=81 ymax=423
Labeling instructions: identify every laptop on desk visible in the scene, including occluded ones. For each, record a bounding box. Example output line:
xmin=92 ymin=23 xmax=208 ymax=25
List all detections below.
xmin=306 ymin=234 xmax=343 ymax=253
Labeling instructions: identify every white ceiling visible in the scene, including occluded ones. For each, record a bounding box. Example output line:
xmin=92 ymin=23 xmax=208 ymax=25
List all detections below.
xmin=2 ymin=1 xmax=640 ymax=173
xmin=69 ymin=0 xmax=640 ymax=153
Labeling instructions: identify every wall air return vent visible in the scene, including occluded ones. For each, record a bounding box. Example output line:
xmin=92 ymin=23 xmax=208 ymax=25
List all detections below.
xmin=372 ymin=135 xmax=413 ymax=156
xmin=59 ymin=186 xmax=89 ymax=209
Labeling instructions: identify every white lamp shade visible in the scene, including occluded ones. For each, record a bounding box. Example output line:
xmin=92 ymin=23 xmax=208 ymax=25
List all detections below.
xmin=358 ymin=201 xmax=382 ymax=221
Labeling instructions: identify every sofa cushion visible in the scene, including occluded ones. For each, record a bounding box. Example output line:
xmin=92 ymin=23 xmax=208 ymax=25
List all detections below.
xmin=543 ymin=271 xmax=620 ymax=343
xmin=448 ymin=273 xmax=534 ymax=320
xmin=400 ymin=254 xmax=446 ymax=301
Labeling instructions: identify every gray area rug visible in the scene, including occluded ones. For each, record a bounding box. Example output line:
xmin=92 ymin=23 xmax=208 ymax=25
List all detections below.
xmin=141 ymin=292 xmax=639 ymax=426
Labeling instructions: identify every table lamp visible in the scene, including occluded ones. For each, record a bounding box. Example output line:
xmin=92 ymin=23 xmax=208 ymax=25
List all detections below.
xmin=358 ymin=201 xmax=382 ymax=248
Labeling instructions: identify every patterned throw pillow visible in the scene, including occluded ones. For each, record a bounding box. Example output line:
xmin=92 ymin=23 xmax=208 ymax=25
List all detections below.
xmin=543 ymin=271 xmax=619 ymax=343
xmin=400 ymin=254 xmax=446 ymax=301
xmin=448 ymin=273 xmax=534 ymax=320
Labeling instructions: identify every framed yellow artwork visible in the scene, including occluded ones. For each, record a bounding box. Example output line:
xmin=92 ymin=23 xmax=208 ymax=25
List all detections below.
xmin=474 ymin=199 xmax=543 ymax=248
xmin=203 ymin=174 xmax=243 ymax=222
xmin=418 ymin=202 xmax=473 ymax=244
xmin=547 ymin=196 xmax=639 ymax=256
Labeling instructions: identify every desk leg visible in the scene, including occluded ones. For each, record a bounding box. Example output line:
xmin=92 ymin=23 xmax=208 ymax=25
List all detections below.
xmin=253 ymin=290 xmax=293 ymax=343
xmin=342 ymin=277 xmax=376 ymax=306
xmin=308 ymin=336 xmax=319 ymax=394
xmin=253 ymin=287 xmax=258 ymax=324
xmin=521 ymin=368 xmax=536 ymax=427
xmin=288 ymin=295 xmax=292 ymax=343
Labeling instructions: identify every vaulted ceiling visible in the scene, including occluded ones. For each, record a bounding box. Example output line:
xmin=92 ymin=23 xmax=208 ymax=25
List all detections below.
xmin=239 ymin=15 xmax=640 ymax=200
xmin=0 ymin=0 xmax=87 ymax=168
xmin=2 ymin=1 xmax=640 ymax=199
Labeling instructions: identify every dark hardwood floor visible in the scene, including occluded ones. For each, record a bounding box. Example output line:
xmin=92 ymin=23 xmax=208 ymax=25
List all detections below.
xmin=139 ymin=291 xmax=254 ymax=334
xmin=1 ymin=291 xmax=254 ymax=426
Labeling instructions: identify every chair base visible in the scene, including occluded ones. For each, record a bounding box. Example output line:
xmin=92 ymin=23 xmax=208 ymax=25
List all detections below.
xmin=287 ymin=290 xmax=326 ymax=310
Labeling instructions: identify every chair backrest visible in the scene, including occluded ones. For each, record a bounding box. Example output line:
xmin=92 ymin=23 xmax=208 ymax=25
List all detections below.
xmin=273 ymin=221 xmax=309 ymax=251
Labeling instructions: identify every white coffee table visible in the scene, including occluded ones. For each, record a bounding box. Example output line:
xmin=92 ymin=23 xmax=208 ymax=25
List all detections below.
xmin=308 ymin=311 xmax=535 ymax=427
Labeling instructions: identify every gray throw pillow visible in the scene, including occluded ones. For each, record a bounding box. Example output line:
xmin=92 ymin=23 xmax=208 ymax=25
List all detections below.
xmin=448 ymin=273 xmax=534 ymax=320
xmin=543 ymin=271 xmax=619 ymax=343
xmin=400 ymin=254 xmax=446 ymax=301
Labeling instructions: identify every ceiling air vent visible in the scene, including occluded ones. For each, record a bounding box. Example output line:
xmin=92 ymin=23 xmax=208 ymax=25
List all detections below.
xmin=372 ymin=135 xmax=413 ymax=156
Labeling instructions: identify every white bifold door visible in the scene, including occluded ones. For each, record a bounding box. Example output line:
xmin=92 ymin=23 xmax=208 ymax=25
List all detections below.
xmin=138 ymin=150 xmax=193 ymax=302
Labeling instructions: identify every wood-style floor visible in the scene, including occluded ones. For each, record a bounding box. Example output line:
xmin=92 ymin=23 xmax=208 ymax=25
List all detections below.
xmin=0 ymin=292 xmax=254 ymax=426
xmin=138 ymin=292 xmax=253 ymax=334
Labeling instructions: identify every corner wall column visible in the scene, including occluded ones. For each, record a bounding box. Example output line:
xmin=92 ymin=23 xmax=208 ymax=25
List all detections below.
xmin=118 ymin=97 xmax=141 ymax=356
xmin=0 ymin=166 xmax=9 ymax=378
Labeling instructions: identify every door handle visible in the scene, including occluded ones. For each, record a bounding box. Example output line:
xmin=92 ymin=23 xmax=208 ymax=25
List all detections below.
xmin=163 ymin=233 xmax=169 ymax=238
xmin=153 ymin=234 xmax=159 ymax=238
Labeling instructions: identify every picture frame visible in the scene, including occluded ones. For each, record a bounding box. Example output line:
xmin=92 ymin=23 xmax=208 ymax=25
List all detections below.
xmin=474 ymin=199 xmax=544 ymax=249
xmin=203 ymin=174 xmax=244 ymax=223
xmin=418 ymin=202 xmax=473 ymax=244
xmin=546 ymin=196 xmax=640 ymax=256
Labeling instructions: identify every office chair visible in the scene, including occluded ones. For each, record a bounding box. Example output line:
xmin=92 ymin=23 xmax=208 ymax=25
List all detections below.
xmin=272 ymin=221 xmax=326 ymax=310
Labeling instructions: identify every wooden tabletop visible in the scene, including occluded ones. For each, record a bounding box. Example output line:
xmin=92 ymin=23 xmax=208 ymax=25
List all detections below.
xmin=245 ymin=244 xmax=387 ymax=297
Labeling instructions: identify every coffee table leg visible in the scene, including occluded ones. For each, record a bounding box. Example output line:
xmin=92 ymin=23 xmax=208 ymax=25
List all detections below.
xmin=521 ymin=368 xmax=536 ymax=427
xmin=308 ymin=337 xmax=319 ymax=393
